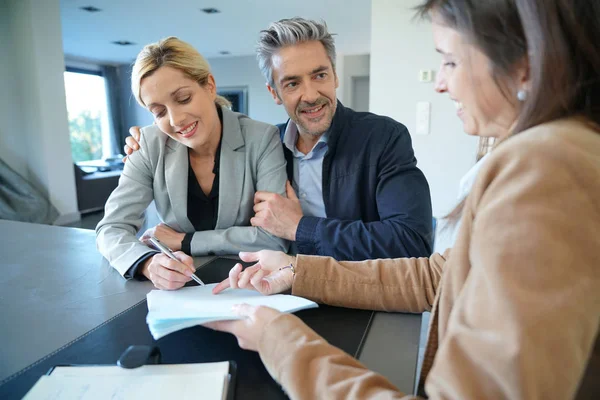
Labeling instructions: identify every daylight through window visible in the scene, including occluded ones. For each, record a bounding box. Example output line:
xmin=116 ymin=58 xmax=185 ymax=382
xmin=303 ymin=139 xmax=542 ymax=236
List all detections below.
xmin=63 ymin=70 xmax=111 ymax=163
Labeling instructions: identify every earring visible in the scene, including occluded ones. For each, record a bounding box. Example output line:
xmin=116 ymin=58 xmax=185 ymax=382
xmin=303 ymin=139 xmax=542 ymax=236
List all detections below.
xmin=517 ymin=89 xmax=527 ymax=102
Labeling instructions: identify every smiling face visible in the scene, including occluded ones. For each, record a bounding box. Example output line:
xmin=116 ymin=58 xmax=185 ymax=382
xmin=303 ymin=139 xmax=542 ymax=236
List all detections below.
xmin=432 ymin=22 xmax=522 ymax=138
xmin=140 ymin=66 xmax=220 ymax=149
xmin=267 ymin=40 xmax=339 ymax=137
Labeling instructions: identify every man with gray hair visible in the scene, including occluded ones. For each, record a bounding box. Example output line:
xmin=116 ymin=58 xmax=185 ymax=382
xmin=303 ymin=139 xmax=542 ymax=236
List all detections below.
xmin=250 ymin=18 xmax=432 ymax=260
xmin=124 ymin=18 xmax=432 ymax=261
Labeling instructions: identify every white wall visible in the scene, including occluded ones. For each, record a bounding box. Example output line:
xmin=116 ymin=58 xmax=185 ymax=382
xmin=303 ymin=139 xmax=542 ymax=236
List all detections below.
xmin=208 ymin=55 xmax=290 ymax=125
xmin=3 ymin=0 xmax=79 ymax=224
xmin=370 ymin=0 xmax=479 ymax=216
xmin=0 ymin=1 xmax=27 ymax=175
xmin=341 ymin=54 xmax=370 ymax=108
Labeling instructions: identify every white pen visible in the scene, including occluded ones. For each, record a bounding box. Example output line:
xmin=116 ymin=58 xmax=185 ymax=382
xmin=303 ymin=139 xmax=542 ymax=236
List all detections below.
xmin=149 ymin=236 xmax=205 ymax=286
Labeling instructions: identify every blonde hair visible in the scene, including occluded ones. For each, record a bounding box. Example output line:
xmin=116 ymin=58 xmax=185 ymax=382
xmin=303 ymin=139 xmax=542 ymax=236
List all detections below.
xmin=131 ymin=36 xmax=231 ymax=108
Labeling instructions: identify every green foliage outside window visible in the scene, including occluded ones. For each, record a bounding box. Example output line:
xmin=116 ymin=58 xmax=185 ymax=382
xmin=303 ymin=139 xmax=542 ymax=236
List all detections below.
xmin=69 ymin=110 xmax=103 ymax=162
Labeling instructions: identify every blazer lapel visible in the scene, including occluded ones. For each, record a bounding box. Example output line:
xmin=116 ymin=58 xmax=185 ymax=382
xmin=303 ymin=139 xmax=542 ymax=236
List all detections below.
xmin=216 ymin=107 xmax=245 ymax=229
xmin=164 ymin=137 xmax=195 ymax=232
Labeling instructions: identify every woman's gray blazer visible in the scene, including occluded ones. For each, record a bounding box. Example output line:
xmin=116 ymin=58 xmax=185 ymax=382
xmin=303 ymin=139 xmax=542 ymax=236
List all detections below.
xmin=96 ymin=107 xmax=289 ymax=277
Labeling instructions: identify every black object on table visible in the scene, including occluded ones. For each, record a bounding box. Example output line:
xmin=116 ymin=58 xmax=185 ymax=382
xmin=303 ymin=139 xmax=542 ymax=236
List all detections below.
xmin=0 ymin=258 xmax=374 ymax=399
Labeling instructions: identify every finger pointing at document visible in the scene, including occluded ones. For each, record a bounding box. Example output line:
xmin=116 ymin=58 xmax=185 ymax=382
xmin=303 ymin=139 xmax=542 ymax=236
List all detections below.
xmin=212 ymin=250 xmax=295 ymax=295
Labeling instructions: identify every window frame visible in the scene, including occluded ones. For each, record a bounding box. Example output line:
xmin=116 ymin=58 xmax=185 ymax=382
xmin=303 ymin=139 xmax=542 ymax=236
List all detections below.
xmin=65 ymin=66 xmax=103 ymax=77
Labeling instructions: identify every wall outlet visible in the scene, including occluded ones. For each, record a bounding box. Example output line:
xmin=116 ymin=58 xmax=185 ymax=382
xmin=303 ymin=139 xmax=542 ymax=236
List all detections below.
xmin=419 ymin=69 xmax=433 ymax=82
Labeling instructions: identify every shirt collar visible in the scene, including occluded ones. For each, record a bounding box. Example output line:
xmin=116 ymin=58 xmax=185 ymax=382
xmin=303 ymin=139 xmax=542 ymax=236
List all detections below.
xmin=282 ymin=121 xmax=329 ymax=153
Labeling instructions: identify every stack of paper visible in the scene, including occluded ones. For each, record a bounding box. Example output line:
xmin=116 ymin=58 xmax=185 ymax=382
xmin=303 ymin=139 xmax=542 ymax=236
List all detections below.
xmin=146 ymin=284 xmax=318 ymax=339
xmin=24 ymin=362 xmax=232 ymax=400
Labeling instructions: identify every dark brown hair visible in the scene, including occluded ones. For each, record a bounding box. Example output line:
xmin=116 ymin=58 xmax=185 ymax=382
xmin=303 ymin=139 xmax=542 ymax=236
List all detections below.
xmin=417 ymin=0 xmax=600 ymax=226
xmin=416 ymin=0 xmax=527 ymax=101
xmin=416 ymin=0 xmax=526 ymax=224
xmin=514 ymin=0 xmax=600 ymax=132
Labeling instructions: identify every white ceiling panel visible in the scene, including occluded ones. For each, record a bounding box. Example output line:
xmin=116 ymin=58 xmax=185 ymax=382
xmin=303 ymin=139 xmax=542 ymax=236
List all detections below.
xmin=60 ymin=0 xmax=372 ymax=64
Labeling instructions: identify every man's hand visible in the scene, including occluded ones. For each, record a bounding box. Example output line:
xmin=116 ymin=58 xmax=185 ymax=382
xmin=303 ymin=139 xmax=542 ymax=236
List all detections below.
xmin=251 ymin=182 xmax=302 ymax=241
xmin=141 ymin=252 xmax=195 ymax=290
xmin=141 ymin=223 xmax=186 ymax=252
xmin=122 ymin=126 xmax=142 ymax=162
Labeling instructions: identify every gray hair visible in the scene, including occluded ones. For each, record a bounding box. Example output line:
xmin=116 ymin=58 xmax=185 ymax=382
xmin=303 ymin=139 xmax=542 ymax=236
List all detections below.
xmin=256 ymin=17 xmax=337 ymax=88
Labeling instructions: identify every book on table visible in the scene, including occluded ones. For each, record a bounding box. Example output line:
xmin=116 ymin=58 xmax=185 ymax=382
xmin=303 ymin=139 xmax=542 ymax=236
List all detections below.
xmin=23 ymin=361 xmax=235 ymax=400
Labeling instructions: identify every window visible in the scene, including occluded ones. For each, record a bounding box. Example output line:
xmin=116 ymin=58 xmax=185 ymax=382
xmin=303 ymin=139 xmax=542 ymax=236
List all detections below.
xmin=63 ymin=68 xmax=112 ymax=163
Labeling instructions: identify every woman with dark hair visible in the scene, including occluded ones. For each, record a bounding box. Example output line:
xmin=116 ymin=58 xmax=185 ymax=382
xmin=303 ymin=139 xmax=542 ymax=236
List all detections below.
xmin=207 ymin=0 xmax=600 ymax=398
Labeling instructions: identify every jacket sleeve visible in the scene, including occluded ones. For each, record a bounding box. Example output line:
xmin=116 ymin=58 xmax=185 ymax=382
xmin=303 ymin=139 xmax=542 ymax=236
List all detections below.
xmin=189 ymin=126 xmax=289 ymax=255
xmin=96 ymin=131 xmax=156 ymax=278
xmin=295 ymin=125 xmax=433 ymax=260
xmin=259 ymin=314 xmax=416 ymax=400
xmin=256 ymin=253 xmax=445 ymax=399
xmin=292 ymin=252 xmax=447 ymax=313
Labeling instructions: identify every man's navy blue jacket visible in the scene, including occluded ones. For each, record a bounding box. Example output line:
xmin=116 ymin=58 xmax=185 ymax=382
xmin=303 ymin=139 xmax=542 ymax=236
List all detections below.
xmin=278 ymin=101 xmax=433 ymax=261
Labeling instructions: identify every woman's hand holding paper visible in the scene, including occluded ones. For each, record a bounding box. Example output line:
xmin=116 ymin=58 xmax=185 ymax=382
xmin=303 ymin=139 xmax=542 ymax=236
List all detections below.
xmin=204 ymin=304 xmax=282 ymax=351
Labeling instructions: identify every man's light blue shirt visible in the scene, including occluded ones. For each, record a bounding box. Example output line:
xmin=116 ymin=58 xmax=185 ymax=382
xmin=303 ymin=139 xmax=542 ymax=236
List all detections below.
xmin=283 ymin=122 xmax=328 ymax=218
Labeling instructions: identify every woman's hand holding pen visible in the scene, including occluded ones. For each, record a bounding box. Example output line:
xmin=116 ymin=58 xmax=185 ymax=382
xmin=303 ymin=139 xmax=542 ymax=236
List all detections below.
xmin=141 ymin=252 xmax=195 ymax=290
xmin=212 ymin=250 xmax=295 ymax=295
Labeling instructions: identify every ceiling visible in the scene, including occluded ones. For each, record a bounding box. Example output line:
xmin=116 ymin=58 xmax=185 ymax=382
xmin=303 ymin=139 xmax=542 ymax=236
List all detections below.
xmin=60 ymin=0 xmax=372 ymax=64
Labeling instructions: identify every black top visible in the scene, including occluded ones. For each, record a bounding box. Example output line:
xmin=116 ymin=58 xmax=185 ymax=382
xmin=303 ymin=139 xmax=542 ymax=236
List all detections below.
xmin=185 ymin=136 xmax=221 ymax=231
xmin=181 ymin=105 xmax=224 ymax=254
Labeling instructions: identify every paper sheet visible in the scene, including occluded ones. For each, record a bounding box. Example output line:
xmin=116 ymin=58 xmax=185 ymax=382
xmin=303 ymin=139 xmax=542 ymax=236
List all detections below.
xmin=146 ymin=284 xmax=318 ymax=339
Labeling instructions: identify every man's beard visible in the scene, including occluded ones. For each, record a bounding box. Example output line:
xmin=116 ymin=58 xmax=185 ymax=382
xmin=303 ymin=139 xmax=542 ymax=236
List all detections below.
xmin=293 ymin=97 xmax=335 ymax=136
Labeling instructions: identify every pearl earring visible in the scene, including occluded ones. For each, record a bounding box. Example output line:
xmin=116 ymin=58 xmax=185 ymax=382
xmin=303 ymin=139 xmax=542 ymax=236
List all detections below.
xmin=517 ymin=89 xmax=527 ymax=102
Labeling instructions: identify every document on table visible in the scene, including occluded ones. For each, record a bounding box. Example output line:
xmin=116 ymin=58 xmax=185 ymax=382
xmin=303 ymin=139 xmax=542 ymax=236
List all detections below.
xmin=23 ymin=362 xmax=232 ymax=400
xmin=146 ymin=283 xmax=318 ymax=339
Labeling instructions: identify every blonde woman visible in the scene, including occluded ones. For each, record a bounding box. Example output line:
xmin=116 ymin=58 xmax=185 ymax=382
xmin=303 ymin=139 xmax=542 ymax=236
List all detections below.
xmin=96 ymin=37 xmax=288 ymax=290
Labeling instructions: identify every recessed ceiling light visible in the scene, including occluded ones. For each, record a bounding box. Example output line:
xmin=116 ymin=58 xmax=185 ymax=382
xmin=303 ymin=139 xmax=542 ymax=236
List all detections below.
xmin=201 ymin=7 xmax=220 ymax=14
xmin=80 ymin=6 xmax=101 ymax=12
xmin=112 ymin=40 xmax=135 ymax=46
xmin=219 ymin=51 xmax=230 ymax=55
